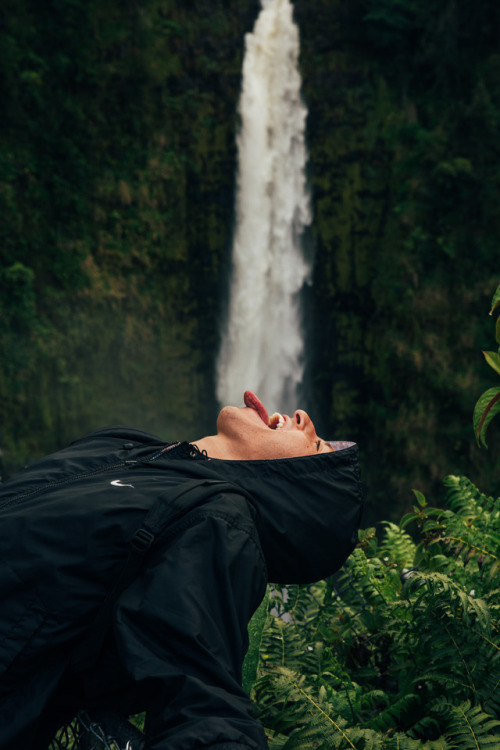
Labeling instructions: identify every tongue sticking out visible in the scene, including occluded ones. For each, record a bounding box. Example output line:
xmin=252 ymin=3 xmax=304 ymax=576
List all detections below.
xmin=244 ymin=390 xmax=269 ymax=427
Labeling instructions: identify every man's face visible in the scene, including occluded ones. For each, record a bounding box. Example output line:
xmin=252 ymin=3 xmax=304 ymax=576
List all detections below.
xmin=215 ymin=404 xmax=334 ymax=460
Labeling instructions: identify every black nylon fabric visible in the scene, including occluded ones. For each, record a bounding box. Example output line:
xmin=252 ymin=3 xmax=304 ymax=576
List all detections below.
xmin=0 ymin=426 xmax=363 ymax=749
xmin=155 ymin=444 xmax=364 ymax=584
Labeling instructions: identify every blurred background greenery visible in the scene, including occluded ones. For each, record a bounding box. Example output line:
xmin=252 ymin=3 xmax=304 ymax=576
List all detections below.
xmin=1 ymin=0 xmax=499 ymax=523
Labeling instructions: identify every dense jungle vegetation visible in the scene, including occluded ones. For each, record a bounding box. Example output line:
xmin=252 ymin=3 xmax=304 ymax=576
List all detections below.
xmin=1 ymin=0 xmax=499 ymax=523
xmin=249 ymin=474 xmax=500 ymax=748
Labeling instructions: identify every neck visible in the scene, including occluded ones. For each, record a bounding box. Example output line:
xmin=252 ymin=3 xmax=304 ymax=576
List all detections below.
xmin=191 ymin=434 xmax=238 ymax=460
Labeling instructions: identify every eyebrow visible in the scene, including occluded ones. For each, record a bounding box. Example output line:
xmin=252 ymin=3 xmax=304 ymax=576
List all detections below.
xmin=316 ymin=440 xmax=321 ymax=452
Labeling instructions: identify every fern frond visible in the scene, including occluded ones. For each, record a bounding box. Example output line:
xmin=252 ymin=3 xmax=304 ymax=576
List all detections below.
xmin=265 ymin=728 xmax=289 ymax=749
xmin=385 ymin=735 xmax=450 ymax=750
xmin=405 ymin=713 xmax=442 ymax=742
xmin=279 ymin=717 xmax=354 ymax=750
xmin=444 ymin=476 xmax=500 ymax=520
xmin=255 ymin=667 xmax=360 ymax=748
xmin=439 ymin=700 xmax=500 ymax=749
xmin=260 ymin=615 xmax=318 ymax=673
xmin=254 ymin=474 xmax=500 ymax=750
xmin=379 ymin=522 xmax=417 ymax=569
xmin=367 ymin=692 xmax=421 ymax=732
xmin=421 ymin=740 xmax=450 ymax=750
xmin=405 ymin=570 xmax=491 ymax=630
xmin=280 ymin=718 xmax=392 ymax=750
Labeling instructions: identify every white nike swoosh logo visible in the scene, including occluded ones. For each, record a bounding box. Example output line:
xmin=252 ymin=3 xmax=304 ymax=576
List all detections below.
xmin=110 ymin=479 xmax=135 ymax=488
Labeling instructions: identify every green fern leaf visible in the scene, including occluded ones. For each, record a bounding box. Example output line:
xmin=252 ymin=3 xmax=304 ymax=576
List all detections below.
xmin=367 ymin=692 xmax=420 ymax=732
xmin=441 ymin=700 xmax=500 ymax=749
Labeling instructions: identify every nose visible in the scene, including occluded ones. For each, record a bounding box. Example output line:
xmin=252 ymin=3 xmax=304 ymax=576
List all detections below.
xmin=293 ymin=410 xmax=315 ymax=434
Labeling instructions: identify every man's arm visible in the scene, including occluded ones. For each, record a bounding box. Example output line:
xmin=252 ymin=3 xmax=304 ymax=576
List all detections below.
xmin=114 ymin=504 xmax=268 ymax=750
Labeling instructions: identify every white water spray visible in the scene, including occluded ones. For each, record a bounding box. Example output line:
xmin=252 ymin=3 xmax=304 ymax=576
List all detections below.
xmin=216 ymin=0 xmax=312 ymax=414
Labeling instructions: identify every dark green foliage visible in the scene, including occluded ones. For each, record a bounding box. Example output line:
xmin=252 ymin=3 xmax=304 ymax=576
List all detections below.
xmin=295 ymin=0 xmax=500 ymax=521
xmin=473 ymin=284 xmax=500 ymax=448
xmin=252 ymin=476 xmax=500 ymax=748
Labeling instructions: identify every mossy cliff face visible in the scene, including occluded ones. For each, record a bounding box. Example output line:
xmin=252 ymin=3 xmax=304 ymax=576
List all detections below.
xmin=0 ymin=0 xmax=258 ymax=474
xmin=295 ymin=0 xmax=500 ymax=519
xmin=1 ymin=0 xmax=499 ymax=521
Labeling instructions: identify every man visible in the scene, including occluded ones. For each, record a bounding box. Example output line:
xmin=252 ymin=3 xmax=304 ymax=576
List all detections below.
xmin=0 ymin=391 xmax=363 ymax=749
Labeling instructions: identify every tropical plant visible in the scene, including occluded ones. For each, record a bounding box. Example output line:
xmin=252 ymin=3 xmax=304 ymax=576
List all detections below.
xmin=251 ymin=475 xmax=500 ymax=749
xmin=473 ymin=282 xmax=500 ymax=448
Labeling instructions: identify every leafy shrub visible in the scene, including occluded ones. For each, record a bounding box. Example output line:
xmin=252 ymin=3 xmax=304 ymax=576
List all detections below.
xmin=252 ymin=476 xmax=500 ymax=748
xmin=474 ymin=282 xmax=500 ymax=448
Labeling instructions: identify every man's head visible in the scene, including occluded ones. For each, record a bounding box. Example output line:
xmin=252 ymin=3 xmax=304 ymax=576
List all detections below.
xmin=186 ymin=394 xmax=362 ymax=584
xmin=193 ymin=391 xmax=335 ymax=460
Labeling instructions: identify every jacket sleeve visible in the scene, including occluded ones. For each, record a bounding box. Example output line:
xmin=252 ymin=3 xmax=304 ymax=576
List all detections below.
xmin=113 ymin=504 xmax=269 ymax=750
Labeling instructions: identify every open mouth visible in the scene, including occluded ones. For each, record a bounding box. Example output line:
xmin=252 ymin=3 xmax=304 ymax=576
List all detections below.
xmin=269 ymin=412 xmax=285 ymax=430
xmin=244 ymin=390 xmax=284 ymax=430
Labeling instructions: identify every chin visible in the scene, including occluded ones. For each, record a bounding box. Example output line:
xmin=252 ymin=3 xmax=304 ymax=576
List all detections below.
xmin=216 ymin=405 xmax=247 ymax=434
xmin=217 ymin=405 xmax=235 ymax=419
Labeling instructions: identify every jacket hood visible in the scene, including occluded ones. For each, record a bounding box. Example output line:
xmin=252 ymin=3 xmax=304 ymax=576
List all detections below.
xmin=160 ymin=441 xmax=364 ymax=585
xmin=208 ymin=443 xmax=363 ymax=584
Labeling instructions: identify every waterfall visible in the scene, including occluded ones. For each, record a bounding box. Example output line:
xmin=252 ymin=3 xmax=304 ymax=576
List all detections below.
xmin=216 ymin=0 xmax=312 ymax=415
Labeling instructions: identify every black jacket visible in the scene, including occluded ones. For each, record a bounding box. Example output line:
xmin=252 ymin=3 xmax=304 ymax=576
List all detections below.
xmin=0 ymin=427 xmax=363 ymax=749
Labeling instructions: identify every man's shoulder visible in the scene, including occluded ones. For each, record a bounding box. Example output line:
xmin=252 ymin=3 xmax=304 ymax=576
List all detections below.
xmin=0 ymin=427 xmax=166 ymax=504
xmin=69 ymin=425 xmax=164 ymax=448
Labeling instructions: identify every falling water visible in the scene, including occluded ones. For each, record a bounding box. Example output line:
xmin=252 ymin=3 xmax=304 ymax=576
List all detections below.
xmin=216 ymin=0 xmax=312 ymax=414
